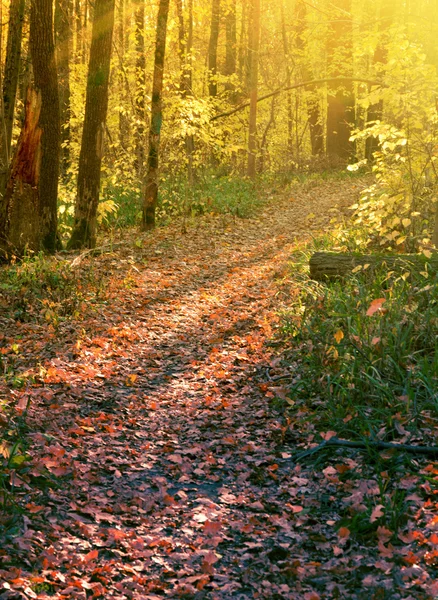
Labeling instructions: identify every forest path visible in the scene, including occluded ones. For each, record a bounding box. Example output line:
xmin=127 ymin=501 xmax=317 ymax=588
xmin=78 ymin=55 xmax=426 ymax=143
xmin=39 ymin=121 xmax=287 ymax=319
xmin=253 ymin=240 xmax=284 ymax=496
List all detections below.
xmin=1 ymin=177 xmax=413 ymax=600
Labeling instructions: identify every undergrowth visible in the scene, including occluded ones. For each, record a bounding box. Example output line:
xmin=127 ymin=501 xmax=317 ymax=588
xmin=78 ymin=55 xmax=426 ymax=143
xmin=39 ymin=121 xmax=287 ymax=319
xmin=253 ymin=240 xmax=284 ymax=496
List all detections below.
xmin=279 ymin=242 xmax=438 ymax=440
xmin=0 ymin=254 xmax=107 ymax=325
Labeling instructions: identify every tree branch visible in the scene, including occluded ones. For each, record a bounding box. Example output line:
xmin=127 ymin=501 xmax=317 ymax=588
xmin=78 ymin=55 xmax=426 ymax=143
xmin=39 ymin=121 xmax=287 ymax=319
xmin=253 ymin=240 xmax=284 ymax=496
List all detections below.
xmin=211 ymin=77 xmax=385 ymax=122
xmin=295 ymin=437 xmax=438 ymax=461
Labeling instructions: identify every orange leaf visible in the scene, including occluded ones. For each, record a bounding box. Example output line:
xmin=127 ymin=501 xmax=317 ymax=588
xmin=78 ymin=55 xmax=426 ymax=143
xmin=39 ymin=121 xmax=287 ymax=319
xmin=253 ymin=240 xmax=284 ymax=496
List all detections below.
xmin=338 ymin=527 xmax=350 ymax=539
xmin=366 ymin=298 xmax=386 ymax=317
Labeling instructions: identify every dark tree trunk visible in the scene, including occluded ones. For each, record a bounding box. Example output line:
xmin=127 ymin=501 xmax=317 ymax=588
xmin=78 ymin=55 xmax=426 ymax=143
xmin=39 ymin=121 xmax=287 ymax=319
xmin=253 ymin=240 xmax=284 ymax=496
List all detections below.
xmin=295 ymin=0 xmax=323 ymax=156
xmin=55 ymin=0 xmax=72 ymax=174
xmin=176 ymin=0 xmax=195 ymax=184
xmin=281 ymin=0 xmax=293 ymax=155
xmin=117 ymin=0 xmax=129 ymax=147
xmin=134 ymin=1 xmax=145 ymax=177
xmin=208 ymin=0 xmax=221 ymax=98
xmin=247 ymin=0 xmax=260 ymax=179
xmin=237 ymin=0 xmax=247 ymax=88
xmin=0 ymin=0 xmax=26 ymax=197
xmin=224 ymin=0 xmax=237 ymax=92
xmin=326 ymin=0 xmax=355 ymax=163
xmin=365 ymin=0 xmax=393 ymax=161
xmin=3 ymin=0 xmax=25 ymax=154
xmin=0 ymin=89 xmax=41 ymax=258
xmin=68 ymin=0 xmax=115 ymax=249
xmin=142 ymin=0 xmax=170 ymax=230
xmin=30 ymin=0 xmax=61 ymax=252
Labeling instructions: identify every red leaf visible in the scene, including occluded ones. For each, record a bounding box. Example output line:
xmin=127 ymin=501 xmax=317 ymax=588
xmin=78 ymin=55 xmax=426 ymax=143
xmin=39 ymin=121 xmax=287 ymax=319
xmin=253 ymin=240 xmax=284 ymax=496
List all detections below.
xmin=84 ymin=549 xmax=99 ymax=563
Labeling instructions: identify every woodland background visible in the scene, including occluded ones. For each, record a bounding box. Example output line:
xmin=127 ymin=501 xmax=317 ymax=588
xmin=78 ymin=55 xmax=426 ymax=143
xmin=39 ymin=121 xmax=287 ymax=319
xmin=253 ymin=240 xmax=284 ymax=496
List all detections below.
xmin=0 ymin=0 xmax=438 ymax=254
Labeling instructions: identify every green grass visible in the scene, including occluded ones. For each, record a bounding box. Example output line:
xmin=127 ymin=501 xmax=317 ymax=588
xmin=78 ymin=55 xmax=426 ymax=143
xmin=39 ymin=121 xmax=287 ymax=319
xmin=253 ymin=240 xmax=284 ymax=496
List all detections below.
xmin=0 ymin=254 xmax=106 ymax=324
xmin=278 ymin=244 xmax=438 ymax=442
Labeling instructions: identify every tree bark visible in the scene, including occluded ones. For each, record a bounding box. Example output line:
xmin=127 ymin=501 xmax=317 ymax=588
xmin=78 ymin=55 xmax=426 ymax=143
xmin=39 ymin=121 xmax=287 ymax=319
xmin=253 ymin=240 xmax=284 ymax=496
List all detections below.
xmin=176 ymin=0 xmax=195 ymax=184
xmin=281 ymin=0 xmax=293 ymax=156
xmin=117 ymin=0 xmax=129 ymax=148
xmin=224 ymin=0 xmax=237 ymax=93
xmin=309 ymin=252 xmax=438 ymax=281
xmin=208 ymin=0 xmax=221 ymax=98
xmin=68 ymin=0 xmax=115 ymax=249
xmin=365 ymin=0 xmax=393 ymax=161
xmin=295 ymin=0 xmax=323 ymax=156
xmin=247 ymin=0 xmax=260 ymax=179
xmin=30 ymin=0 xmax=61 ymax=252
xmin=0 ymin=89 xmax=42 ymax=259
xmin=141 ymin=0 xmax=170 ymax=231
xmin=0 ymin=0 xmax=26 ymax=197
xmin=55 ymin=0 xmax=72 ymax=174
xmin=134 ymin=0 xmax=145 ymax=177
xmin=326 ymin=0 xmax=355 ymax=163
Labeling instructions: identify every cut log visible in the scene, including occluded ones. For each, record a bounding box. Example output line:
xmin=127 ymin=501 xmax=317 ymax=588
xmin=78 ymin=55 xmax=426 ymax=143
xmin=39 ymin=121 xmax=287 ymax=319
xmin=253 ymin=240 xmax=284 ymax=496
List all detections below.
xmin=309 ymin=251 xmax=438 ymax=281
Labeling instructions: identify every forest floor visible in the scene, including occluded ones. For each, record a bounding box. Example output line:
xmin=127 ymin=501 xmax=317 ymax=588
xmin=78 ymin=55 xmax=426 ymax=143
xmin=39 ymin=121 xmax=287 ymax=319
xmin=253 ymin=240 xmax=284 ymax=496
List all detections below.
xmin=0 ymin=177 xmax=437 ymax=600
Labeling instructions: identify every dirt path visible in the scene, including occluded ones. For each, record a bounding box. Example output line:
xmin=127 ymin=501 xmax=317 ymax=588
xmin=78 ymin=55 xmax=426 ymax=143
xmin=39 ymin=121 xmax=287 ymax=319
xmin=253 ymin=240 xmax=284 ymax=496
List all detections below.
xmin=1 ymin=178 xmax=434 ymax=599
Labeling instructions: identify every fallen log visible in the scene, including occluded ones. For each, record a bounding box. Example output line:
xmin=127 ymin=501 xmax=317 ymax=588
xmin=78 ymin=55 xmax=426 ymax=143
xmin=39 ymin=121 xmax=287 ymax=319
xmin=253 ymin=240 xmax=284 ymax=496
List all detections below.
xmin=295 ymin=437 xmax=438 ymax=461
xmin=309 ymin=251 xmax=438 ymax=281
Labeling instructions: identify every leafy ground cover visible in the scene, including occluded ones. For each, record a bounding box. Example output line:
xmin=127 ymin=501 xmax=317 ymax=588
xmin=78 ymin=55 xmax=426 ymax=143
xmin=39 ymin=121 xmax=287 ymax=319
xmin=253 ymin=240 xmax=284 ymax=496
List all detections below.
xmin=0 ymin=177 xmax=437 ymax=599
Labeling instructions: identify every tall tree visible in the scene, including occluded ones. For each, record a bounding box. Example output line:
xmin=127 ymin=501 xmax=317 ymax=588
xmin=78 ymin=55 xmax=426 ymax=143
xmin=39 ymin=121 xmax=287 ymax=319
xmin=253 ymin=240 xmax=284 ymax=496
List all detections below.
xmin=0 ymin=0 xmax=26 ymax=197
xmin=134 ymin=0 xmax=146 ymax=177
xmin=176 ymin=0 xmax=195 ymax=184
xmin=29 ymin=0 xmax=61 ymax=251
xmin=3 ymin=0 xmax=26 ymax=159
xmin=280 ymin=0 xmax=293 ymax=155
xmin=208 ymin=0 xmax=221 ymax=97
xmin=142 ymin=0 xmax=170 ymax=230
xmin=68 ymin=0 xmax=115 ymax=249
xmin=326 ymin=0 xmax=355 ymax=162
xmin=224 ymin=0 xmax=237 ymax=92
xmin=247 ymin=0 xmax=260 ymax=178
xmin=0 ymin=0 xmax=60 ymax=256
xmin=55 ymin=0 xmax=72 ymax=173
xmin=365 ymin=0 xmax=393 ymax=161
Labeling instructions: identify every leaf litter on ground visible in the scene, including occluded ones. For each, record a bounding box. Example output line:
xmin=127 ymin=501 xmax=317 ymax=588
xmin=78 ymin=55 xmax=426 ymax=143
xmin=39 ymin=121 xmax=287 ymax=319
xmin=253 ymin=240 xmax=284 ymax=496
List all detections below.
xmin=0 ymin=177 xmax=437 ymax=599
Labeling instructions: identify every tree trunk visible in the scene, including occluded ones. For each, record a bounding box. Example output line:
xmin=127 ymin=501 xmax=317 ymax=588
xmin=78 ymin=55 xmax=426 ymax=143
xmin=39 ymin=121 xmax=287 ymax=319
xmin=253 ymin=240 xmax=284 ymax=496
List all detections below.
xmin=117 ymin=0 xmax=129 ymax=148
xmin=224 ymin=0 xmax=237 ymax=93
xmin=0 ymin=89 xmax=41 ymax=259
xmin=326 ymin=0 xmax=355 ymax=163
xmin=281 ymin=0 xmax=293 ymax=156
xmin=365 ymin=0 xmax=393 ymax=161
xmin=141 ymin=0 xmax=170 ymax=231
xmin=55 ymin=0 xmax=72 ymax=174
xmin=68 ymin=0 xmax=115 ymax=249
xmin=134 ymin=1 xmax=145 ymax=178
xmin=30 ymin=0 xmax=61 ymax=252
xmin=295 ymin=0 xmax=323 ymax=156
xmin=247 ymin=0 xmax=260 ymax=179
xmin=208 ymin=0 xmax=221 ymax=98
xmin=0 ymin=0 xmax=26 ymax=197
xmin=309 ymin=252 xmax=438 ymax=281
xmin=176 ymin=0 xmax=195 ymax=184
